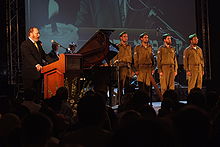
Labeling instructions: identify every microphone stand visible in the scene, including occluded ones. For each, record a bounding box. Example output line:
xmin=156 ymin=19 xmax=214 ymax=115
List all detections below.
xmin=51 ymin=40 xmax=69 ymax=50
xmin=138 ymin=0 xmax=186 ymax=43
xmin=116 ymin=62 xmax=121 ymax=106
xmin=59 ymin=44 xmax=69 ymax=50
xmin=151 ymin=11 xmax=186 ymax=43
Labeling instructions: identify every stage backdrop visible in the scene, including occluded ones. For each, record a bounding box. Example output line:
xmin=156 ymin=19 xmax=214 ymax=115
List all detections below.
xmin=25 ymin=0 xmax=196 ymax=64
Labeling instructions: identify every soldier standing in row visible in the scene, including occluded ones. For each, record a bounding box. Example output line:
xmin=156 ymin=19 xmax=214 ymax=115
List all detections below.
xmin=113 ymin=31 xmax=132 ymax=103
xmin=183 ymin=33 xmax=204 ymax=93
xmin=134 ymin=32 xmax=155 ymax=97
xmin=157 ymin=33 xmax=178 ymax=95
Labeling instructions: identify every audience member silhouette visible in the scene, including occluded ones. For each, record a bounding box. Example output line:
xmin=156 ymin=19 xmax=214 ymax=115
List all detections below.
xmin=172 ymin=105 xmax=211 ymax=147
xmin=118 ymin=89 xmax=156 ymax=119
xmin=109 ymin=118 xmax=174 ymax=147
xmin=187 ymin=87 xmax=207 ymax=111
xmin=0 ymin=113 xmax=21 ymax=146
xmin=158 ymin=89 xmax=185 ymax=117
xmin=44 ymin=86 xmax=74 ymax=124
xmin=60 ymin=92 xmax=112 ymax=147
xmin=117 ymin=109 xmax=142 ymax=129
xmin=20 ymin=112 xmax=55 ymax=146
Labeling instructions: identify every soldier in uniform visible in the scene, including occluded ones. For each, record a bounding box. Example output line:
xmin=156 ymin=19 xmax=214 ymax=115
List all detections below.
xmin=112 ymin=31 xmax=132 ymax=103
xmin=183 ymin=33 xmax=204 ymax=93
xmin=133 ymin=32 xmax=155 ymax=97
xmin=157 ymin=33 xmax=178 ymax=95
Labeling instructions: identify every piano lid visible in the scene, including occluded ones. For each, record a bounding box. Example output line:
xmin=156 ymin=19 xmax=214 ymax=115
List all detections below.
xmin=77 ymin=29 xmax=118 ymax=67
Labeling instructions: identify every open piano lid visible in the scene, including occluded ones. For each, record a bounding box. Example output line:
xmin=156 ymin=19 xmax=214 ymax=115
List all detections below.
xmin=77 ymin=29 xmax=118 ymax=67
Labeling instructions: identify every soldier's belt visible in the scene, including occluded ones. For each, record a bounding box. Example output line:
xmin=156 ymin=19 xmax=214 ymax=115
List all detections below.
xmin=161 ymin=64 xmax=174 ymax=67
xmin=139 ymin=64 xmax=152 ymax=67
xmin=188 ymin=64 xmax=203 ymax=70
xmin=117 ymin=62 xmax=130 ymax=67
xmin=189 ymin=64 xmax=202 ymax=66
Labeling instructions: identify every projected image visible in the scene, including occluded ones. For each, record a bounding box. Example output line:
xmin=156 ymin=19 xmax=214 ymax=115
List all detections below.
xmin=25 ymin=0 xmax=196 ymax=63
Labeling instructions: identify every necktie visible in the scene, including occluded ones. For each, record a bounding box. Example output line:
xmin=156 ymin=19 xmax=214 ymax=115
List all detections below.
xmin=34 ymin=42 xmax=39 ymax=52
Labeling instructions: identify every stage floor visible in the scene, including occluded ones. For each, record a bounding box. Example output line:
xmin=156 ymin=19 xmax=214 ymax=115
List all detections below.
xmin=111 ymin=100 xmax=187 ymax=114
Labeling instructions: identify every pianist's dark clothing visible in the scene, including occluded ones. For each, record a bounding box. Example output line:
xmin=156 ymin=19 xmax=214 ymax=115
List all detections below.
xmin=47 ymin=50 xmax=59 ymax=63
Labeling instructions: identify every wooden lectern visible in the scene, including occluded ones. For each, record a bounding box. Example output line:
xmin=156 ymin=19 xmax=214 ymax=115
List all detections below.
xmin=41 ymin=53 xmax=82 ymax=99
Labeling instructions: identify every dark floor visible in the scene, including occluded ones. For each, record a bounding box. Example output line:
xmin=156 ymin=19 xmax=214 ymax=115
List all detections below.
xmin=111 ymin=100 xmax=187 ymax=114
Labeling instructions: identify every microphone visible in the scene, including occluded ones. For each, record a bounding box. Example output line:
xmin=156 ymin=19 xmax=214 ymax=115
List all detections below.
xmin=51 ymin=40 xmax=60 ymax=46
xmin=51 ymin=40 xmax=68 ymax=49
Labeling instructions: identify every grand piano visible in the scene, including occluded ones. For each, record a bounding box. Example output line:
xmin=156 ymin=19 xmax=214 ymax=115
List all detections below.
xmin=77 ymin=29 xmax=119 ymax=103
xmin=77 ymin=29 xmax=118 ymax=67
xmin=41 ymin=29 xmax=118 ymax=103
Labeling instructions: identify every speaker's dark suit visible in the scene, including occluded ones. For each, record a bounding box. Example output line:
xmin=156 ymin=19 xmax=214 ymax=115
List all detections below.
xmin=21 ymin=39 xmax=47 ymax=98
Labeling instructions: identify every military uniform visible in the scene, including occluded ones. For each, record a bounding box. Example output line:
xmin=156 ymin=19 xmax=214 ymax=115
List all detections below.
xmin=112 ymin=43 xmax=132 ymax=98
xmin=157 ymin=45 xmax=178 ymax=95
xmin=134 ymin=44 xmax=154 ymax=95
xmin=183 ymin=45 xmax=204 ymax=93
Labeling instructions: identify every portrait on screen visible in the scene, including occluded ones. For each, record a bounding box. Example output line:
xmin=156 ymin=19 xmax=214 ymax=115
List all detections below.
xmin=25 ymin=0 xmax=196 ymax=64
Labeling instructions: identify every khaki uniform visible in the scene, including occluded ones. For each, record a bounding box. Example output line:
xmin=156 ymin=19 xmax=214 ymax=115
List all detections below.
xmin=183 ymin=45 xmax=204 ymax=93
xmin=157 ymin=45 xmax=178 ymax=95
xmin=112 ymin=43 xmax=132 ymax=98
xmin=134 ymin=44 xmax=154 ymax=86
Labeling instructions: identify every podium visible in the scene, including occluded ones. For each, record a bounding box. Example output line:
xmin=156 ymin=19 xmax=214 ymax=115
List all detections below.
xmin=41 ymin=53 xmax=82 ymax=99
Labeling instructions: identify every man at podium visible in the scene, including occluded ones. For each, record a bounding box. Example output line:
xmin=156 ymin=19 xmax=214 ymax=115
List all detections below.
xmin=21 ymin=27 xmax=48 ymax=101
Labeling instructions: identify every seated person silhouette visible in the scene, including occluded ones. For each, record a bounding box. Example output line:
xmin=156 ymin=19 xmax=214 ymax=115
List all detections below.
xmin=65 ymin=42 xmax=77 ymax=54
xmin=47 ymin=42 xmax=60 ymax=63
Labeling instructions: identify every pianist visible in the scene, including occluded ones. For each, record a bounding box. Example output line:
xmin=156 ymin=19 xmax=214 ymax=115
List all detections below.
xmin=65 ymin=42 xmax=77 ymax=54
xmin=47 ymin=42 xmax=60 ymax=63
